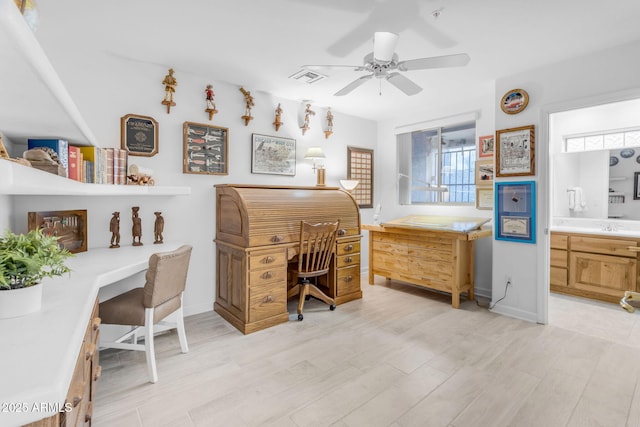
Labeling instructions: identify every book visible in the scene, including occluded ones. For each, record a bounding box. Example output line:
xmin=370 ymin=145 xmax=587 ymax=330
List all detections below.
xmin=27 ymin=139 xmax=69 ymax=178
xmin=78 ymin=146 xmax=100 ymax=184
xmin=115 ymin=148 xmax=128 ymax=185
xmin=67 ymin=146 xmax=81 ymax=181
xmin=105 ymin=148 xmax=114 ymax=185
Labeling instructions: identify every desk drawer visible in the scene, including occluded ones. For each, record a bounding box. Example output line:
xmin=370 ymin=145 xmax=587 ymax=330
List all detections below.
xmin=249 ymin=250 xmax=287 ymax=270
xmin=337 ymin=253 xmax=360 ymax=268
xmin=249 ymin=267 xmax=287 ymax=286
xmin=249 ymin=281 xmax=287 ymax=322
xmin=336 ymin=266 xmax=360 ymax=296
xmin=337 ymin=241 xmax=360 ymax=255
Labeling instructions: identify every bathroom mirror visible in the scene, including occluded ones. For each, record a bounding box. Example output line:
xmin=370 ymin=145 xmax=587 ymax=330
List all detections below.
xmin=552 ymin=147 xmax=640 ymax=220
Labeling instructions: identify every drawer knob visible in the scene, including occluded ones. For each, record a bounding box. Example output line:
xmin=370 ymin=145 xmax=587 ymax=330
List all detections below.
xmin=264 ymin=256 xmax=274 ymax=264
xmin=337 ymin=229 xmax=347 ymax=236
xmin=271 ymin=235 xmax=283 ymax=243
xmin=262 ymin=272 xmax=272 ymax=279
xmin=344 ymin=244 xmax=353 ymax=252
xmin=85 ymin=343 xmax=96 ymax=360
xmin=94 ymin=365 xmax=103 ymax=381
xmin=92 ymin=317 xmax=101 ymax=331
xmin=345 ymin=275 xmax=353 ymax=282
xmin=264 ymin=295 xmax=274 ymax=303
xmin=344 ymin=256 xmax=353 ymax=263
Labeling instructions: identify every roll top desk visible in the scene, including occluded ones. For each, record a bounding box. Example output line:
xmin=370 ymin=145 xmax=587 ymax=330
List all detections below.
xmin=214 ymin=184 xmax=362 ymax=334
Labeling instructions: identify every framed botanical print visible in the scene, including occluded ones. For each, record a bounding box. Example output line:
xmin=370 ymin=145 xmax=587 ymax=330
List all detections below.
xmin=496 ymin=125 xmax=535 ymax=177
xmin=347 ymin=146 xmax=373 ymax=208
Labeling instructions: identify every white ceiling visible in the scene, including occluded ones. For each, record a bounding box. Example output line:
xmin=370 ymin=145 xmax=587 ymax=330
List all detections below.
xmin=13 ymin=0 xmax=640 ymax=130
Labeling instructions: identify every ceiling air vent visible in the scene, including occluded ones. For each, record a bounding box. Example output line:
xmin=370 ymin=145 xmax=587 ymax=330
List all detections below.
xmin=289 ymin=69 xmax=327 ymax=84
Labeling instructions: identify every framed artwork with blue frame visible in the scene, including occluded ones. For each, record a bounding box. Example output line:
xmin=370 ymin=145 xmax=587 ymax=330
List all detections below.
xmin=495 ymin=181 xmax=536 ymax=244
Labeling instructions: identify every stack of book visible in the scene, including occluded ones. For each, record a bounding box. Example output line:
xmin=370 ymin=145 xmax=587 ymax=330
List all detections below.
xmin=27 ymin=139 xmax=128 ymax=184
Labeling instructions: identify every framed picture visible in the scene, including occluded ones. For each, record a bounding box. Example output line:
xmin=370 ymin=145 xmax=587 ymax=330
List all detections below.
xmin=495 ymin=181 xmax=536 ymax=244
xmin=475 ymin=159 xmax=494 ymax=186
xmin=121 ymin=114 xmax=159 ymax=157
xmin=478 ymin=135 xmax=494 ymax=158
xmin=183 ymin=122 xmax=228 ymax=175
xmin=251 ymin=134 xmax=296 ymax=176
xmin=476 ymin=187 xmax=494 ymax=210
xmin=28 ymin=209 xmax=87 ymax=253
xmin=496 ymin=125 xmax=535 ymax=177
xmin=634 ymin=172 xmax=640 ymax=200
xmin=347 ymin=146 xmax=374 ymax=208
xmin=500 ymin=88 xmax=529 ymax=115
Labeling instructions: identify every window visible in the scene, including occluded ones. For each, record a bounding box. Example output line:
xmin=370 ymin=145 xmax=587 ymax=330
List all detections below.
xmin=398 ymin=121 xmax=476 ymax=204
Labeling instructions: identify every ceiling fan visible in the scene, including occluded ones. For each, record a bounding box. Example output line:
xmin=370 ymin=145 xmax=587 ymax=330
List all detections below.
xmin=303 ymin=32 xmax=470 ymax=96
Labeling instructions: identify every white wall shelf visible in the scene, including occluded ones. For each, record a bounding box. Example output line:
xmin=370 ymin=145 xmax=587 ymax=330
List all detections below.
xmin=0 ymin=159 xmax=190 ymax=196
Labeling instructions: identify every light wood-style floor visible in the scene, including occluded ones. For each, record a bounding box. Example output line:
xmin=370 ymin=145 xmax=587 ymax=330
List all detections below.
xmin=94 ymin=279 xmax=640 ymax=427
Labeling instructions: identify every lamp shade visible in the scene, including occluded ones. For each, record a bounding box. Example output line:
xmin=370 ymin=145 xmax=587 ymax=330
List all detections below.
xmin=304 ymin=146 xmax=325 ymax=159
xmin=339 ymin=179 xmax=359 ymax=191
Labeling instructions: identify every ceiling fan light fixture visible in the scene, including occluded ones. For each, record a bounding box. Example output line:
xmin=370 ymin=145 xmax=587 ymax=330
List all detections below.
xmin=373 ymin=32 xmax=399 ymax=63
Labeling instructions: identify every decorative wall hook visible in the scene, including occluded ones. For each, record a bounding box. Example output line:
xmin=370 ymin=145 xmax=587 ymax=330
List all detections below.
xmin=324 ymin=107 xmax=334 ymax=139
xmin=240 ymin=87 xmax=254 ymax=126
xmin=205 ymin=84 xmax=218 ymax=120
xmin=301 ymin=103 xmax=315 ymax=135
xmin=161 ymin=68 xmax=177 ymax=114
xmin=273 ymin=103 xmax=283 ymax=131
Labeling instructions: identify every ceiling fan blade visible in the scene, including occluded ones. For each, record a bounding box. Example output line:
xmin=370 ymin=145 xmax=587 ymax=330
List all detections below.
xmin=397 ymin=53 xmax=470 ymax=71
xmin=334 ymin=74 xmax=373 ymax=96
xmin=386 ymin=72 xmax=422 ymax=96
xmin=302 ymin=64 xmax=364 ymax=73
xmin=373 ymin=32 xmax=399 ymax=63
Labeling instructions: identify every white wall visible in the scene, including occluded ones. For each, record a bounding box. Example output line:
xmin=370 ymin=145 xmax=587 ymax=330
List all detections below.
xmin=375 ymin=85 xmax=496 ymax=297
xmin=3 ymin=54 xmax=377 ymax=316
xmin=493 ymin=39 xmax=640 ymax=323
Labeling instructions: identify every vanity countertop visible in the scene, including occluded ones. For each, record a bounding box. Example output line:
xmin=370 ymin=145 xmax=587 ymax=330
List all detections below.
xmin=551 ymin=226 xmax=640 ymax=238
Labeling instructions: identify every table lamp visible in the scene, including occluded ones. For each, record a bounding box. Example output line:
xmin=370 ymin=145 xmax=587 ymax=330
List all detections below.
xmin=304 ymin=146 xmax=326 ymax=186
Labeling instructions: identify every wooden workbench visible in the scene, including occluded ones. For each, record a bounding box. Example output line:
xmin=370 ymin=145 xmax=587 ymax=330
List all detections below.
xmin=363 ymin=215 xmax=491 ymax=308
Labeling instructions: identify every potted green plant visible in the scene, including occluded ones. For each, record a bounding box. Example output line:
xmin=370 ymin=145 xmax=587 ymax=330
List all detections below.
xmin=0 ymin=228 xmax=73 ymax=319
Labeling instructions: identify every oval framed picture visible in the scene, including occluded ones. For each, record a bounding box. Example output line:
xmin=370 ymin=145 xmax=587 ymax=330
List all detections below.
xmin=500 ymin=89 xmax=529 ymax=115
xmin=620 ymin=148 xmax=635 ymax=158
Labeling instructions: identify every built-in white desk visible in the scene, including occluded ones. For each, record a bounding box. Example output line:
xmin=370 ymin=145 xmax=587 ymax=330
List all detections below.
xmin=0 ymin=242 xmax=184 ymax=427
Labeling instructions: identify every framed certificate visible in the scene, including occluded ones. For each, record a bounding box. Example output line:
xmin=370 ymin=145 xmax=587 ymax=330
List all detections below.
xmin=495 ymin=181 xmax=536 ymax=243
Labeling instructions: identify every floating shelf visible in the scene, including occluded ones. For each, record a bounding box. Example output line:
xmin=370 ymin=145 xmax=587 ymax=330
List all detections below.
xmin=0 ymin=159 xmax=190 ymax=196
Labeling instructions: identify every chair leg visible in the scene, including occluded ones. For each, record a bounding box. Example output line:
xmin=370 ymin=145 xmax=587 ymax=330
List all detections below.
xmin=307 ymin=283 xmax=336 ymax=306
xmin=297 ymin=283 xmax=309 ymax=319
xmin=176 ymin=305 xmax=189 ymax=353
xmin=144 ymin=308 xmax=158 ymax=383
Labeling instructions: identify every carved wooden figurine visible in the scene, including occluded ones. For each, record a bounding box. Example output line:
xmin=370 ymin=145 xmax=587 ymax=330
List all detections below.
xmin=109 ymin=211 xmax=120 ymax=248
xmin=324 ymin=107 xmax=334 ymax=139
xmin=153 ymin=211 xmax=164 ymax=244
xmin=273 ymin=103 xmax=283 ymax=131
xmin=0 ymin=135 xmax=9 ymax=159
xmin=301 ymin=103 xmax=315 ymax=135
xmin=161 ymin=68 xmax=177 ymax=113
xmin=239 ymin=87 xmax=254 ymax=126
xmin=132 ymin=206 xmax=143 ymax=246
xmin=205 ymin=84 xmax=218 ymax=120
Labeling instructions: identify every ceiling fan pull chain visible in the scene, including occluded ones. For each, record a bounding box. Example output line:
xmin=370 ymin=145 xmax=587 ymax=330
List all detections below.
xmin=379 ymin=79 xmax=382 ymax=96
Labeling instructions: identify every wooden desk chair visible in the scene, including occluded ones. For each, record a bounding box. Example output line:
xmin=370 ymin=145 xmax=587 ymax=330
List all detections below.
xmin=99 ymin=245 xmax=192 ymax=383
xmin=288 ymin=221 xmax=338 ymax=321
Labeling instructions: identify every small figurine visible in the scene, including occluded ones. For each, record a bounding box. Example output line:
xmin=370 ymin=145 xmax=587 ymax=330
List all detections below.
xmin=239 ymin=87 xmax=255 ymax=126
xmin=153 ymin=211 xmax=164 ymax=244
xmin=301 ymin=103 xmax=315 ymax=135
xmin=205 ymin=84 xmax=218 ymax=120
xmin=324 ymin=107 xmax=334 ymax=139
xmin=109 ymin=212 xmax=120 ymax=248
xmin=161 ymin=68 xmax=177 ymax=113
xmin=273 ymin=103 xmax=283 ymax=131
xmin=132 ymin=206 xmax=143 ymax=246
